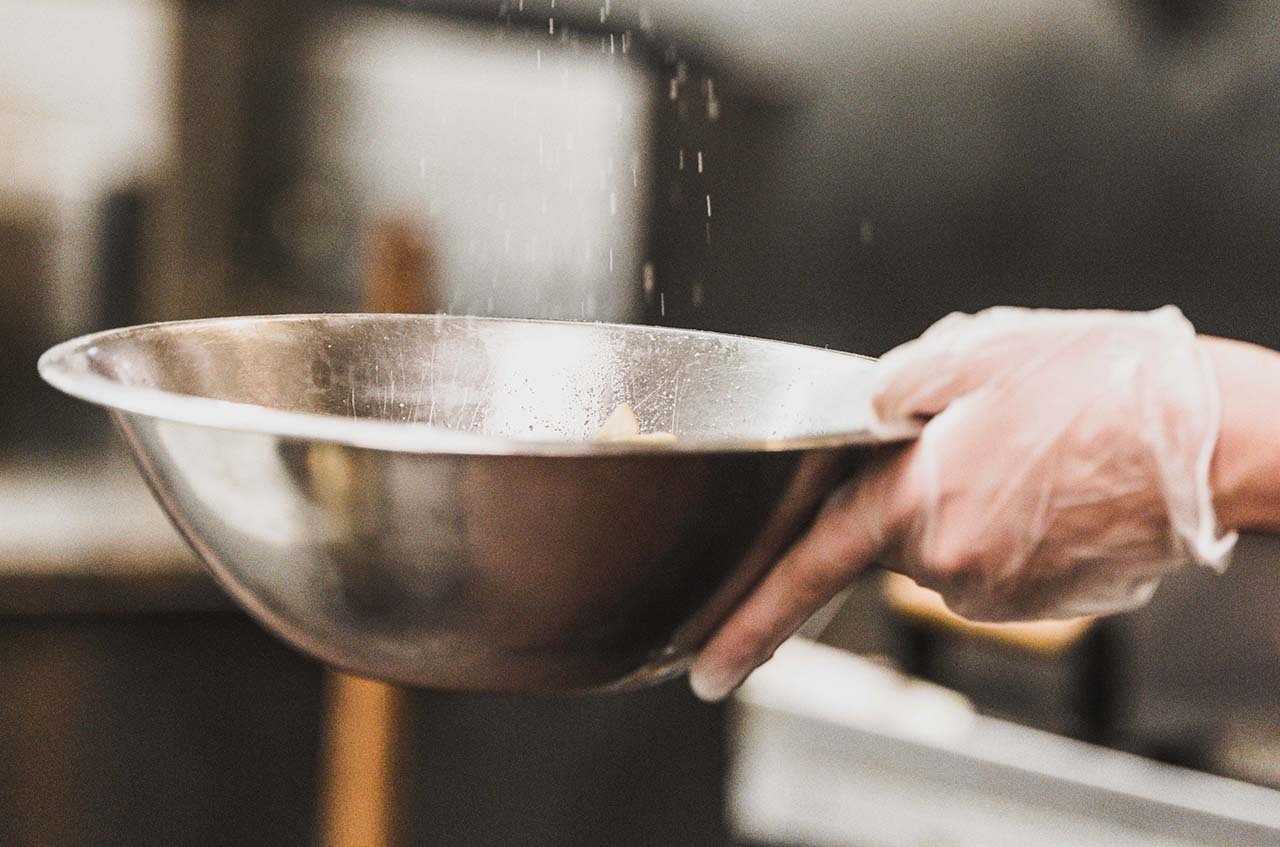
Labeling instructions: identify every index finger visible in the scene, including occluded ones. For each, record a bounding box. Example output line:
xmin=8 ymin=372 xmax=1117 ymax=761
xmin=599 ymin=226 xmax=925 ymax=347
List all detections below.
xmin=688 ymin=467 xmax=896 ymax=702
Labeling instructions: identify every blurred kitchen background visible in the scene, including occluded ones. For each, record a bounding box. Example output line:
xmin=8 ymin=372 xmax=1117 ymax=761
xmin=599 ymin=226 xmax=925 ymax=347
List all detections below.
xmin=4 ymin=0 xmax=1280 ymax=844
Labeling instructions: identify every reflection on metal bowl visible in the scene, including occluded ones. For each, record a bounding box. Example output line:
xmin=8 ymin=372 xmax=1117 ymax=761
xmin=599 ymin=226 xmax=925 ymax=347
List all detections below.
xmin=39 ymin=314 xmax=889 ymax=692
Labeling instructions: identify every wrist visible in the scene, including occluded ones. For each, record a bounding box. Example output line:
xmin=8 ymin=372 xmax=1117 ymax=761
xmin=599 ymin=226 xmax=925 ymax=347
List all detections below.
xmin=1201 ymin=336 xmax=1280 ymax=532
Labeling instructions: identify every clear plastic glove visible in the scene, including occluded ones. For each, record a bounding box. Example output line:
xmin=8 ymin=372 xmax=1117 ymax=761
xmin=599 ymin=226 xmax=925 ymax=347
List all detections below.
xmin=690 ymin=306 xmax=1238 ymax=702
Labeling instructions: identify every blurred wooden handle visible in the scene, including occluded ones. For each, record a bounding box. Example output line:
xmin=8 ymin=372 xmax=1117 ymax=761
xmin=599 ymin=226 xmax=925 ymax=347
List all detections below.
xmin=364 ymin=219 xmax=438 ymax=314
xmin=882 ymin=572 xmax=1094 ymax=657
xmin=318 ymin=217 xmax=438 ymax=847
xmin=318 ymin=673 xmax=402 ymax=847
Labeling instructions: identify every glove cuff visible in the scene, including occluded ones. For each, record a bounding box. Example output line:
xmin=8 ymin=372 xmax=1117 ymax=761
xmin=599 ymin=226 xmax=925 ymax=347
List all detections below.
xmin=1148 ymin=306 xmax=1237 ymax=573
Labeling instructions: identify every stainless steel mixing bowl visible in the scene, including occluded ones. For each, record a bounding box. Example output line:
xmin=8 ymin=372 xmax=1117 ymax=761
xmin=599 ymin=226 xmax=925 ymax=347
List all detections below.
xmin=39 ymin=314 xmax=889 ymax=693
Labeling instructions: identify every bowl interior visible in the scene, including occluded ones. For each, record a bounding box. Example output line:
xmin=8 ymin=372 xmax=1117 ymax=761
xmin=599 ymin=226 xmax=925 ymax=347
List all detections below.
xmin=43 ymin=314 xmax=880 ymax=449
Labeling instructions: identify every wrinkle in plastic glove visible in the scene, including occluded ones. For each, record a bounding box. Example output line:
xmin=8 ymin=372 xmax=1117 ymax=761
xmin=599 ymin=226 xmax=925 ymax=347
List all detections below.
xmin=858 ymin=305 xmax=1237 ymax=620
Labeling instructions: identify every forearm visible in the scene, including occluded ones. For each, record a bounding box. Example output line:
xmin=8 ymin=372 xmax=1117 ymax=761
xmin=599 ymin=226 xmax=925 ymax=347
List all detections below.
xmin=1203 ymin=336 xmax=1280 ymax=533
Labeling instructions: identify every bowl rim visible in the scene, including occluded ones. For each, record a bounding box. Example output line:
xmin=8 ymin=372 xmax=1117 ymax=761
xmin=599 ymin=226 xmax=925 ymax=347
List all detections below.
xmin=38 ymin=313 xmax=901 ymax=457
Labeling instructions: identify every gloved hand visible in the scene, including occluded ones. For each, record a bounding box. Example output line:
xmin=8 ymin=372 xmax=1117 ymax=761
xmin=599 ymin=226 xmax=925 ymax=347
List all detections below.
xmin=690 ymin=306 xmax=1238 ymax=702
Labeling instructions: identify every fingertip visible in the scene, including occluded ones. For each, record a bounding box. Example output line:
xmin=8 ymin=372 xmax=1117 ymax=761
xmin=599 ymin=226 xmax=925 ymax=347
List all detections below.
xmin=688 ymin=658 xmax=746 ymax=703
